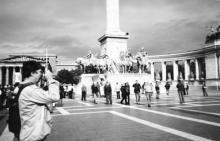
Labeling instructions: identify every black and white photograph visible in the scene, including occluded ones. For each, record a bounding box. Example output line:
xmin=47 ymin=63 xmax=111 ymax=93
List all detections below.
xmin=0 ymin=0 xmax=220 ymax=141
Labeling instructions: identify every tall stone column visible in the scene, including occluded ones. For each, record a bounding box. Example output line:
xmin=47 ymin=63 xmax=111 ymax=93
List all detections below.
xmin=184 ymin=60 xmax=190 ymax=80
xmin=150 ymin=62 xmax=155 ymax=81
xmin=173 ymin=61 xmax=178 ymax=81
xmin=162 ymin=61 xmax=166 ymax=81
xmin=5 ymin=67 xmax=9 ymax=85
xmin=195 ymin=59 xmax=199 ymax=80
xmin=0 ymin=67 xmax=2 ymax=85
xmin=106 ymin=0 xmax=120 ymax=34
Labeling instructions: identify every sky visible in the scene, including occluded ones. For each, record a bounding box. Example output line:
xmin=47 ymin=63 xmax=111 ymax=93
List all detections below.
xmin=0 ymin=0 xmax=220 ymax=63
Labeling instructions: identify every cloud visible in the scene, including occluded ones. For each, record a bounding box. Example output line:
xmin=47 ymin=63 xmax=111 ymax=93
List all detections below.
xmin=0 ymin=0 xmax=220 ymax=61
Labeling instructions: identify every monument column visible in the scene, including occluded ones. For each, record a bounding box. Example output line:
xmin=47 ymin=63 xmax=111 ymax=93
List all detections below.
xmin=162 ymin=61 xmax=166 ymax=81
xmin=5 ymin=67 xmax=9 ymax=85
xmin=106 ymin=0 xmax=120 ymax=33
xmin=184 ymin=60 xmax=190 ymax=80
xmin=98 ymin=0 xmax=129 ymax=62
xmin=195 ymin=59 xmax=200 ymax=80
xmin=150 ymin=62 xmax=155 ymax=81
xmin=173 ymin=61 xmax=178 ymax=81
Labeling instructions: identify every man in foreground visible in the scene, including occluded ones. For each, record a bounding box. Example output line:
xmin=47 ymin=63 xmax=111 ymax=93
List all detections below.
xmin=19 ymin=61 xmax=60 ymax=141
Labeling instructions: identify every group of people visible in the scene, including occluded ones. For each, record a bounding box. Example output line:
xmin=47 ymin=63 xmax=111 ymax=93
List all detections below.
xmin=80 ymin=79 xmax=210 ymax=106
xmin=81 ymin=80 xmax=159 ymax=107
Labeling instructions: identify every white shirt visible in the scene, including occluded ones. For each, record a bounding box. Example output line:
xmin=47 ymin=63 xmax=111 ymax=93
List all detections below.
xmin=19 ymin=81 xmax=59 ymax=141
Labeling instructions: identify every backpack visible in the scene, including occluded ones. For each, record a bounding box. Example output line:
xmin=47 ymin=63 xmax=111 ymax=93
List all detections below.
xmin=7 ymin=83 xmax=32 ymax=138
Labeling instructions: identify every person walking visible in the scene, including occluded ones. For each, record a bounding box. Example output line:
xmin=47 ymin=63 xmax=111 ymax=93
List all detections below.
xmin=142 ymin=82 xmax=153 ymax=107
xmin=115 ymin=82 xmax=121 ymax=99
xmin=202 ymin=82 xmax=208 ymax=97
xmin=164 ymin=82 xmax=171 ymax=96
xmin=125 ymin=82 xmax=130 ymax=105
xmin=81 ymin=84 xmax=87 ymax=101
xmin=18 ymin=61 xmax=60 ymax=141
xmin=104 ymin=81 xmax=112 ymax=104
xmin=91 ymin=82 xmax=99 ymax=104
xmin=155 ymin=81 xmax=160 ymax=99
xmin=133 ymin=80 xmax=141 ymax=104
xmin=176 ymin=80 xmax=185 ymax=104
xmin=120 ymin=84 xmax=127 ymax=104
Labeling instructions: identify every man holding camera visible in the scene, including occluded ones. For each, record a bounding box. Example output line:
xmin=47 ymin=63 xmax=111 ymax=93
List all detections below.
xmin=18 ymin=61 xmax=60 ymax=141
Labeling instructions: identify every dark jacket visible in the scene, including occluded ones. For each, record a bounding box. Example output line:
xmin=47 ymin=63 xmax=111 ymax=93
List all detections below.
xmin=133 ymin=83 xmax=141 ymax=93
xmin=104 ymin=84 xmax=112 ymax=95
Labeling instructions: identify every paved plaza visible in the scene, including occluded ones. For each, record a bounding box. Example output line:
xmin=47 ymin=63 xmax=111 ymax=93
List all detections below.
xmin=1 ymin=88 xmax=220 ymax=141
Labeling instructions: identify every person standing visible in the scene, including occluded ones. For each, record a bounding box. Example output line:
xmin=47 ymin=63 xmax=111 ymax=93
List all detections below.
xmin=165 ymin=82 xmax=171 ymax=96
xmin=184 ymin=82 xmax=189 ymax=95
xmin=81 ymin=84 xmax=87 ymax=101
xmin=176 ymin=80 xmax=185 ymax=104
xmin=115 ymin=82 xmax=121 ymax=99
xmin=19 ymin=61 xmax=60 ymax=141
xmin=104 ymin=81 xmax=112 ymax=104
xmin=202 ymin=82 xmax=208 ymax=97
xmin=125 ymin=82 xmax=130 ymax=105
xmin=142 ymin=82 xmax=153 ymax=107
xmin=120 ymin=84 xmax=127 ymax=104
xmin=133 ymin=80 xmax=141 ymax=104
xmin=155 ymin=81 xmax=160 ymax=99
xmin=91 ymin=82 xmax=99 ymax=104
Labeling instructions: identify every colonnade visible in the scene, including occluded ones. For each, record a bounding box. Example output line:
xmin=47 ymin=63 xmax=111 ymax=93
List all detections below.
xmin=150 ymin=57 xmax=205 ymax=81
xmin=0 ymin=66 xmax=22 ymax=86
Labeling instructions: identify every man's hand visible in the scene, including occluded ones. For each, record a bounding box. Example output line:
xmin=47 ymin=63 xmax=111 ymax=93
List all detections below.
xmin=45 ymin=70 xmax=53 ymax=82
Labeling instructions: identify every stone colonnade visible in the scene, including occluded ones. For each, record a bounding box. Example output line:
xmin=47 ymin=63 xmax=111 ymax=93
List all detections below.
xmin=0 ymin=65 xmax=22 ymax=86
xmin=149 ymin=58 xmax=205 ymax=81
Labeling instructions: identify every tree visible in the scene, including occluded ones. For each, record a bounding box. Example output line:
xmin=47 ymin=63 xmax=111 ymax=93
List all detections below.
xmin=55 ymin=69 xmax=74 ymax=84
xmin=70 ymin=66 xmax=83 ymax=85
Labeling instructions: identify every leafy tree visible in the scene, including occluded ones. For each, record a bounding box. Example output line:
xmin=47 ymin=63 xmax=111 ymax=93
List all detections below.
xmin=55 ymin=69 xmax=74 ymax=84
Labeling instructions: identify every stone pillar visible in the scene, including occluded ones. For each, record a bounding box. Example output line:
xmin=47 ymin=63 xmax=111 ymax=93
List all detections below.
xmin=150 ymin=62 xmax=155 ymax=81
xmin=0 ymin=67 xmax=2 ymax=85
xmin=19 ymin=67 xmax=23 ymax=81
xmin=195 ymin=59 xmax=199 ymax=80
xmin=162 ymin=61 xmax=166 ymax=81
xmin=184 ymin=60 xmax=190 ymax=80
xmin=106 ymin=0 xmax=120 ymax=33
xmin=5 ymin=67 xmax=9 ymax=85
xmin=12 ymin=67 xmax=16 ymax=85
xmin=173 ymin=61 xmax=178 ymax=80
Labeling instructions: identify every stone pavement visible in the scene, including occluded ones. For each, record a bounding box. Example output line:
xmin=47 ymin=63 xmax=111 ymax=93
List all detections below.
xmin=0 ymin=88 xmax=220 ymax=141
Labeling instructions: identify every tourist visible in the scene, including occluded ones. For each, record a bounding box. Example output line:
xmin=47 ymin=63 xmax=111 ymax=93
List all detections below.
xmin=91 ymin=82 xmax=99 ymax=104
xmin=59 ymin=84 xmax=64 ymax=105
xmin=114 ymin=82 xmax=121 ymax=99
xmin=164 ymin=82 xmax=171 ymax=96
xmin=99 ymin=79 xmax=105 ymax=97
xmin=125 ymin=82 xmax=130 ymax=105
xmin=176 ymin=80 xmax=185 ymax=104
xmin=81 ymin=83 xmax=87 ymax=101
xmin=19 ymin=61 xmax=60 ymax=141
xmin=133 ymin=80 xmax=141 ymax=104
xmin=104 ymin=81 xmax=112 ymax=104
xmin=120 ymin=83 xmax=127 ymax=104
xmin=142 ymin=82 xmax=153 ymax=107
xmin=155 ymin=81 xmax=160 ymax=99
xmin=202 ymin=82 xmax=208 ymax=97
xmin=184 ymin=82 xmax=189 ymax=95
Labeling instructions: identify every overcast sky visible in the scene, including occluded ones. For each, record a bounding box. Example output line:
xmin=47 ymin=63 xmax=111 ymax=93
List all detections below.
xmin=0 ymin=0 xmax=220 ymax=62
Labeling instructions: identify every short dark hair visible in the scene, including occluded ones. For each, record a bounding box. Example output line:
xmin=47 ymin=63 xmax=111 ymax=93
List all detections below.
xmin=22 ymin=61 xmax=43 ymax=80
